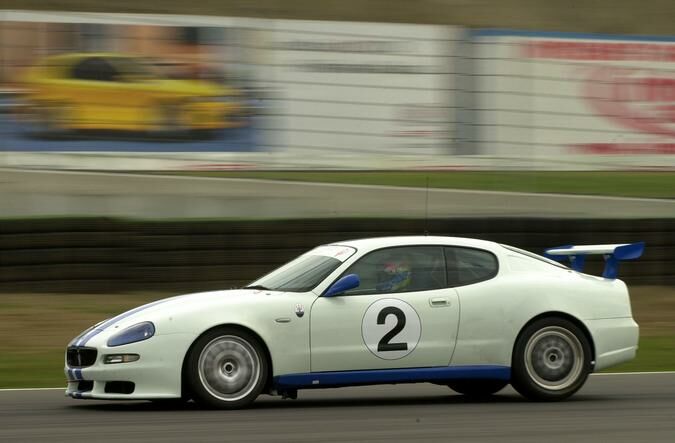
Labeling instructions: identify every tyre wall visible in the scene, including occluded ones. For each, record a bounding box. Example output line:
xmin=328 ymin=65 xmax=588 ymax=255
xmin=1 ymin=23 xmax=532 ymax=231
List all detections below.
xmin=0 ymin=217 xmax=672 ymax=292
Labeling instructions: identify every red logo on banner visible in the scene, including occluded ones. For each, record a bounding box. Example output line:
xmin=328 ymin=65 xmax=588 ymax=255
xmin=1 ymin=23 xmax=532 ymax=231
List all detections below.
xmin=583 ymin=66 xmax=675 ymax=138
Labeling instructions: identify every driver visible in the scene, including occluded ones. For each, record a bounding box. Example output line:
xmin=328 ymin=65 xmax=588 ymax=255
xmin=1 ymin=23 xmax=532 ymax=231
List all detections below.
xmin=376 ymin=256 xmax=412 ymax=292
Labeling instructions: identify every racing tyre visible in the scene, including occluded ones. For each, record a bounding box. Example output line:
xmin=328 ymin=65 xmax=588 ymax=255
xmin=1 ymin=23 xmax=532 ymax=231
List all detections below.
xmin=186 ymin=327 xmax=268 ymax=410
xmin=448 ymin=380 xmax=508 ymax=397
xmin=28 ymin=101 xmax=69 ymax=138
xmin=511 ymin=317 xmax=592 ymax=401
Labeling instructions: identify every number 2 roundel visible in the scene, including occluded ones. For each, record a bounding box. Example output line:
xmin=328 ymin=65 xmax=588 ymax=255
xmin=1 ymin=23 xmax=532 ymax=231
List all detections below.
xmin=361 ymin=298 xmax=421 ymax=360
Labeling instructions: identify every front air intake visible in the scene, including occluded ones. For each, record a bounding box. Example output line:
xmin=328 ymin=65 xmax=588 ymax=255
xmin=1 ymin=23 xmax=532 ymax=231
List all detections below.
xmin=104 ymin=381 xmax=135 ymax=394
xmin=67 ymin=347 xmax=98 ymax=367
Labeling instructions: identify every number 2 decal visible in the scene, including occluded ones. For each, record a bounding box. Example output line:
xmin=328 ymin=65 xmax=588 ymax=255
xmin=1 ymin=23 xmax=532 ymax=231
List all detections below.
xmin=377 ymin=307 xmax=408 ymax=352
xmin=362 ymin=298 xmax=421 ymax=360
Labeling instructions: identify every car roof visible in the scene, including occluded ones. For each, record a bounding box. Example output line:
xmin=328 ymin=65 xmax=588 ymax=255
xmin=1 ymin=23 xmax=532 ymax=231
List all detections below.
xmin=330 ymin=236 xmax=501 ymax=253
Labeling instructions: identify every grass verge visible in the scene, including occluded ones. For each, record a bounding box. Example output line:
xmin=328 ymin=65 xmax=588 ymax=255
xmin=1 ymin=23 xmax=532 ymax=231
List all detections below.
xmin=603 ymin=336 xmax=675 ymax=373
xmin=0 ymin=293 xmax=165 ymax=389
xmin=155 ymin=171 xmax=675 ymax=199
xmin=1 ymin=286 xmax=673 ymax=388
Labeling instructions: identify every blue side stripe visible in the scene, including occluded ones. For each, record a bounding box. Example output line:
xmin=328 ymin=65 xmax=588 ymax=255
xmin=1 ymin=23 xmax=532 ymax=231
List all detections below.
xmin=74 ymin=369 xmax=84 ymax=381
xmin=274 ymin=365 xmax=510 ymax=390
xmin=67 ymin=369 xmax=75 ymax=381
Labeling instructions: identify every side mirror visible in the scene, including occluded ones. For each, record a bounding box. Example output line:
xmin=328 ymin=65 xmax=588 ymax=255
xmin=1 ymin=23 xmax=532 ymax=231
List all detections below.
xmin=323 ymin=274 xmax=360 ymax=297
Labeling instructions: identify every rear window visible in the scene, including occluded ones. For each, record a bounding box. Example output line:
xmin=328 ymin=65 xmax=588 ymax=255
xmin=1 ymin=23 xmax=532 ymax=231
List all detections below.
xmin=500 ymin=244 xmax=568 ymax=269
xmin=445 ymin=247 xmax=499 ymax=286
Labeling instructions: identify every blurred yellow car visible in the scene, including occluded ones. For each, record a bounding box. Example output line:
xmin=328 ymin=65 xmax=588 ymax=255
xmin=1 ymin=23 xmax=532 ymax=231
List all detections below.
xmin=20 ymin=53 xmax=246 ymax=136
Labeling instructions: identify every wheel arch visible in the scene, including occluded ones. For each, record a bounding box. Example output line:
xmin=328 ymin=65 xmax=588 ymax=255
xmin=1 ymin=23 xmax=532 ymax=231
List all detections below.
xmin=180 ymin=323 xmax=275 ymax=397
xmin=514 ymin=311 xmax=596 ymax=369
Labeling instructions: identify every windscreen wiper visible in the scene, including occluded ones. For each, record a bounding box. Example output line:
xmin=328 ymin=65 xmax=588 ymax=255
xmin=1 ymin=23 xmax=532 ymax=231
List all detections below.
xmin=244 ymin=285 xmax=270 ymax=290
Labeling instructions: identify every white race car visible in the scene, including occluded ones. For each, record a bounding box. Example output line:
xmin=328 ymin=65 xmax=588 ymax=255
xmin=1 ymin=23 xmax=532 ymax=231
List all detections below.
xmin=65 ymin=236 xmax=642 ymax=408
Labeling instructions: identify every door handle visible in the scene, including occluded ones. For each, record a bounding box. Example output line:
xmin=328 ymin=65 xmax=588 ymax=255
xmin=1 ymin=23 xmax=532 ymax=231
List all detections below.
xmin=429 ymin=297 xmax=449 ymax=307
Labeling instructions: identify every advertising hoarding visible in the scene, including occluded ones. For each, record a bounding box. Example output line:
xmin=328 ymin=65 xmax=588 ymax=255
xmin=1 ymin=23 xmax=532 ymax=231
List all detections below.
xmin=0 ymin=11 xmax=461 ymax=170
xmin=3 ymin=12 xmax=674 ymax=171
xmin=263 ymin=20 xmax=460 ymax=168
xmin=0 ymin=11 xmax=268 ymax=169
xmin=471 ymin=29 xmax=675 ymax=169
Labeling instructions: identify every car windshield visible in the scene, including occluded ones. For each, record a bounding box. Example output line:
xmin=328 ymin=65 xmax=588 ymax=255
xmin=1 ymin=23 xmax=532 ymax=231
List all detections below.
xmin=247 ymin=245 xmax=357 ymax=292
xmin=500 ymin=244 xmax=569 ymax=269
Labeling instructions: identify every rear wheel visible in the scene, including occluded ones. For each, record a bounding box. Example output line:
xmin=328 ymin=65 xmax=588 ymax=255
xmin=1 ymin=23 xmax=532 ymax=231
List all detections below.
xmin=511 ymin=317 xmax=592 ymax=401
xmin=448 ymin=380 xmax=508 ymax=397
xmin=186 ymin=327 xmax=268 ymax=410
xmin=156 ymin=102 xmax=187 ymax=138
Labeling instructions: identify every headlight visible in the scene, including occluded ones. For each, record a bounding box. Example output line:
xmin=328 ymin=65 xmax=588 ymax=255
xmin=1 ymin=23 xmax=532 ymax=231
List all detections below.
xmin=107 ymin=322 xmax=155 ymax=347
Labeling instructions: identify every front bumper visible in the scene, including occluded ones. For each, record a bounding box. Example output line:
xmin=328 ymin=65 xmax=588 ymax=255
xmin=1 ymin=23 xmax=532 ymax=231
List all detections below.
xmin=64 ymin=333 xmax=195 ymax=400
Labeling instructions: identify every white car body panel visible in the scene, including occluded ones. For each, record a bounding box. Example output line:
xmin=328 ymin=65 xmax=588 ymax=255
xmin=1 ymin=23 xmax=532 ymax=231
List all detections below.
xmin=310 ymin=287 xmax=460 ymax=371
xmin=65 ymin=236 xmax=639 ymax=400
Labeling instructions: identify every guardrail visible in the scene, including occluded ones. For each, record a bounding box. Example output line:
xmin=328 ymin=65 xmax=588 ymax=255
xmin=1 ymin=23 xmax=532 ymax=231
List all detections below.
xmin=0 ymin=217 xmax=671 ymax=292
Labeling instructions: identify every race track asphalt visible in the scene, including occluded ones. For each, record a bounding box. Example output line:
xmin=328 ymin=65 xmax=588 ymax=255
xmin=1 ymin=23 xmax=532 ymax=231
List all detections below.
xmin=1 ymin=373 xmax=674 ymax=442
xmin=2 ymin=169 xmax=675 ymax=219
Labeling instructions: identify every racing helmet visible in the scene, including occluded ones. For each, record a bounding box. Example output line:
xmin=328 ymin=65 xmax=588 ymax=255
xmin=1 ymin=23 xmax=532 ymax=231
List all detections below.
xmin=376 ymin=259 xmax=412 ymax=291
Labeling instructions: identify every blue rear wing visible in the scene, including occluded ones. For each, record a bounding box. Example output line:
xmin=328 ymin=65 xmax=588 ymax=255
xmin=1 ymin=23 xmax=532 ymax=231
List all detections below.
xmin=544 ymin=242 xmax=645 ymax=279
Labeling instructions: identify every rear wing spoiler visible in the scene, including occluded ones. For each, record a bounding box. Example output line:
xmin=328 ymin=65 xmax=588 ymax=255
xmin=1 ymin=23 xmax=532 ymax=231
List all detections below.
xmin=544 ymin=242 xmax=645 ymax=279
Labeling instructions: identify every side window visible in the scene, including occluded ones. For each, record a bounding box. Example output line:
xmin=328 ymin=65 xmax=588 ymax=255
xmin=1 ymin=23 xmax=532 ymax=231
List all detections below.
xmin=341 ymin=246 xmax=446 ymax=295
xmin=445 ymin=247 xmax=498 ymax=287
xmin=71 ymin=57 xmax=120 ymax=82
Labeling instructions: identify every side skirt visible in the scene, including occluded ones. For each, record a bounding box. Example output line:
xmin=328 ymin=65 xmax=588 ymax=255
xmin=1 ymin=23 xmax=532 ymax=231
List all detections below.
xmin=274 ymin=365 xmax=511 ymax=390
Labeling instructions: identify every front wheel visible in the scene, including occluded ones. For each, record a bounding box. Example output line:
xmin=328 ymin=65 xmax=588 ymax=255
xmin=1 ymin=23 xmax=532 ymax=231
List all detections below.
xmin=448 ymin=380 xmax=508 ymax=397
xmin=511 ymin=318 xmax=592 ymax=401
xmin=186 ymin=328 xmax=268 ymax=409
xmin=27 ymin=101 xmax=70 ymax=138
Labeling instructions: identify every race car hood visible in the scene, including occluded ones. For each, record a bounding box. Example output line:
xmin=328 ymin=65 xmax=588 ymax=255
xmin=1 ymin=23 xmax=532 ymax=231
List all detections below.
xmin=69 ymin=288 xmax=281 ymax=347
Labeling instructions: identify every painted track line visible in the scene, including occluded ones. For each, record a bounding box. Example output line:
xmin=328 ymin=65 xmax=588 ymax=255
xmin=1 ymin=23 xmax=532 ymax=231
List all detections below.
xmin=592 ymin=371 xmax=675 ymax=376
xmin=0 ymin=387 xmax=63 ymax=392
